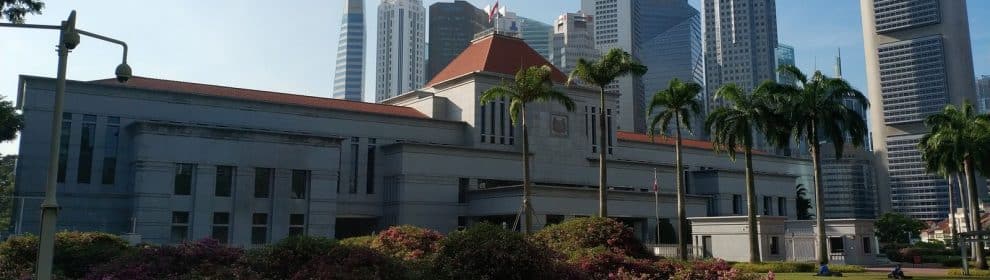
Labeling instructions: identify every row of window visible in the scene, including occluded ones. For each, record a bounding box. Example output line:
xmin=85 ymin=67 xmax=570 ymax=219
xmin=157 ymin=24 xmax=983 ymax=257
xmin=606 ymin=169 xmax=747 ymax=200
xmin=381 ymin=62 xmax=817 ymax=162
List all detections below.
xmin=173 ymin=164 xmax=311 ymax=199
xmin=730 ymin=194 xmax=787 ymax=216
xmin=170 ymin=211 xmax=305 ymax=244
xmin=57 ymin=113 xmax=120 ymax=185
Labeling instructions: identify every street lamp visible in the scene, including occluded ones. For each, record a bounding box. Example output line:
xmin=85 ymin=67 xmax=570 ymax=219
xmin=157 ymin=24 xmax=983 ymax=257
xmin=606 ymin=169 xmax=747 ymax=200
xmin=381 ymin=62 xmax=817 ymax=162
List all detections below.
xmin=0 ymin=10 xmax=130 ymax=280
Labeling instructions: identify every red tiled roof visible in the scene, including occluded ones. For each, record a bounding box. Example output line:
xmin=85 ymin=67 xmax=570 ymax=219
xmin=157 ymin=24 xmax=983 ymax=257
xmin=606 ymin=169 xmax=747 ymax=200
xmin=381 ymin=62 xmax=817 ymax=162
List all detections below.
xmin=616 ymin=131 xmax=767 ymax=155
xmin=425 ymin=34 xmax=568 ymax=87
xmin=91 ymin=77 xmax=429 ymax=119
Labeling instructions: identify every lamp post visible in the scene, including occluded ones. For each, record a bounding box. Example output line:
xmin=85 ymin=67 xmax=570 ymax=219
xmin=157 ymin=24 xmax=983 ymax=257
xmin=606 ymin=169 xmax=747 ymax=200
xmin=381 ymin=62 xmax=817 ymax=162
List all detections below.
xmin=0 ymin=10 xmax=131 ymax=280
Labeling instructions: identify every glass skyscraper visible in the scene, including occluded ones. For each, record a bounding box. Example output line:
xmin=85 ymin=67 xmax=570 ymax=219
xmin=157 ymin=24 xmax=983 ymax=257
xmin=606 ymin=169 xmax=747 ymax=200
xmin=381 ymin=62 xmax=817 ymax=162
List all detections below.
xmin=775 ymin=44 xmax=795 ymax=86
xmin=427 ymin=1 xmax=490 ymax=80
xmin=332 ymin=0 xmax=366 ymax=101
xmin=639 ymin=1 xmax=704 ymax=138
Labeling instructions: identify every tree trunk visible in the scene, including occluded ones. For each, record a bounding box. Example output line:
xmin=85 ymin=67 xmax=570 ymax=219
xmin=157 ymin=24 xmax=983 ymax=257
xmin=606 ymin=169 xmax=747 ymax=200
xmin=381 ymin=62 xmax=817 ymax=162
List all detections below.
xmin=598 ymin=87 xmax=608 ymax=217
xmin=810 ymin=125 xmax=828 ymax=265
xmin=745 ymin=147 xmax=760 ymax=263
xmin=948 ymin=175 xmax=958 ymax=247
xmin=964 ymin=158 xmax=987 ymax=269
xmin=956 ymin=172 xmax=973 ymax=257
xmin=675 ymin=115 xmax=687 ymax=260
xmin=521 ymin=104 xmax=532 ymax=234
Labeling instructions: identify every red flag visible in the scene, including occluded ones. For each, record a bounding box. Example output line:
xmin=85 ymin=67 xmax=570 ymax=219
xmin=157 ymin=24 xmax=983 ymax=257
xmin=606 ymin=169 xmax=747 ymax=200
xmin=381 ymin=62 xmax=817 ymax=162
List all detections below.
xmin=488 ymin=0 xmax=500 ymax=23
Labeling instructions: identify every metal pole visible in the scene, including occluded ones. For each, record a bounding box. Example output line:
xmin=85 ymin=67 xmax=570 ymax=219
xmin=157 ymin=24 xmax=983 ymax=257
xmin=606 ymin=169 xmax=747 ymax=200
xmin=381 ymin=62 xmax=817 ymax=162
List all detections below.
xmin=35 ymin=13 xmax=74 ymax=280
xmin=654 ymin=168 xmax=660 ymax=243
xmin=961 ymin=240 xmax=970 ymax=276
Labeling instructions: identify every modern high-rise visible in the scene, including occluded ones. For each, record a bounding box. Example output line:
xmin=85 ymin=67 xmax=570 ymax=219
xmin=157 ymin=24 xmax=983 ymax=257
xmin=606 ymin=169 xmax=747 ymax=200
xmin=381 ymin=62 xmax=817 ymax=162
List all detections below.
xmin=549 ymin=12 xmax=598 ymax=74
xmin=978 ymin=75 xmax=990 ymax=113
xmin=775 ymin=44 xmax=795 ymax=86
xmin=332 ymin=0 xmax=365 ymax=101
xmin=581 ymin=0 xmax=705 ymax=133
xmin=861 ymin=0 xmax=983 ymax=221
xmin=427 ymin=1 xmax=490 ymax=80
xmin=376 ymin=0 xmax=426 ymax=102
xmin=518 ymin=16 xmax=553 ymax=60
xmin=703 ymin=0 xmax=778 ymax=150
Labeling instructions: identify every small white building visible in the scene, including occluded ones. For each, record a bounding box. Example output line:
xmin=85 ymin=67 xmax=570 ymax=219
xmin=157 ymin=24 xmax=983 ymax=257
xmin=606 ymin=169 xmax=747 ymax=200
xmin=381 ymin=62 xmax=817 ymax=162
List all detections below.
xmin=690 ymin=217 xmax=878 ymax=265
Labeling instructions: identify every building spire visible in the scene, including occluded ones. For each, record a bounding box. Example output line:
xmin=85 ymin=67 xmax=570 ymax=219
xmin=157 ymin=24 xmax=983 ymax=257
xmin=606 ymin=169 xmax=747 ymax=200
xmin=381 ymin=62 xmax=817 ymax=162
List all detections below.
xmin=835 ymin=48 xmax=843 ymax=78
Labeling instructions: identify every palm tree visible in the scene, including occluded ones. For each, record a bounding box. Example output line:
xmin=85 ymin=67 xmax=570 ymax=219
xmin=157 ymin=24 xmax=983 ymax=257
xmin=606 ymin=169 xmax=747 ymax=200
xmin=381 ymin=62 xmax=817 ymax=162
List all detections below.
xmin=920 ymin=129 xmax=963 ymax=247
xmin=480 ymin=65 xmax=575 ymax=234
xmin=795 ymin=184 xmax=814 ymax=220
xmin=647 ymin=78 xmax=702 ymax=260
xmin=769 ymin=65 xmax=868 ymax=265
xmin=920 ymin=101 xmax=990 ymax=269
xmin=567 ymin=48 xmax=647 ymax=217
xmin=705 ymin=83 xmax=777 ymax=263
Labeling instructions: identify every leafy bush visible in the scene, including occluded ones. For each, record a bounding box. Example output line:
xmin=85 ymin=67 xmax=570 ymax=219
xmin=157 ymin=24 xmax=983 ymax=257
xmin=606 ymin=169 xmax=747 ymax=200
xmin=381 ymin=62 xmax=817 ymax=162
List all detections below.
xmin=670 ymin=259 xmax=743 ymax=280
xmin=340 ymin=235 xmax=375 ymax=247
xmin=288 ymin=245 xmax=405 ymax=280
xmin=371 ymin=225 xmax=444 ymax=260
xmin=732 ymin=261 xmax=816 ymax=273
xmin=828 ymin=264 xmax=865 ymax=273
xmin=947 ymin=268 xmax=990 ymax=276
xmin=240 ymin=235 xmax=337 ymax=279
xmin=434 ymin=223 xmax=558 ymax=280
xmin=531 ymin=217 xmax=650 ymax=260
xmin=0 ymin=231 xmax=132 ymax=278
xmin=571 ymin=251 xmax=665 ymax=279
xmin=84 ymin=238 xmax=245 ymax=280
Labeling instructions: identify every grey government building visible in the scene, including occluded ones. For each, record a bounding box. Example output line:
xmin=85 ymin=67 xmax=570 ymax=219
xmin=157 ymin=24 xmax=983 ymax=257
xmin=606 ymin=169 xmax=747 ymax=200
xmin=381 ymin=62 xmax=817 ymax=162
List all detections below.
xmin=11 ymin=34 xmax=812 ymax=247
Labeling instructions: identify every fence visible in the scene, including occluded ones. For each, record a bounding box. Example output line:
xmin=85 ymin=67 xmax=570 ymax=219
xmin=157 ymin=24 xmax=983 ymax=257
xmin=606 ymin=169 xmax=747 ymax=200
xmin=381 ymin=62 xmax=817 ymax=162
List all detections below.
xmin=647 ymin=244 xmax=694 ymax=258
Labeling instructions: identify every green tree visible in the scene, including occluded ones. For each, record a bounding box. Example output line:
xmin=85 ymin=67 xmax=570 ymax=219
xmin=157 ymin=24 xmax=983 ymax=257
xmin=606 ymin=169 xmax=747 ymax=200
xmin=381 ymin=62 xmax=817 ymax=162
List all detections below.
xmin=705 ymin=83 xmax=777 ymax=263
xmin=0 ymin=155 xmax=14 ymax=229
xmin=567 ymin=48 xmax=647 ymax=218
xmin=795 ymin=184 xmax=813 ymax=220
xmin=919 ymin=119 xmax=967 ymax=247
xmin=481 ymin=65 xmax=575 ymax=234
xmin=768 ymin=65 xmax=868 ymax=265
xmin=1 ymin=0 xmax=44 ymax=23
xmin=647 ymin=78 xmax=702 ymax=260
xmin=0 ymin=97 xmax=22 ymax=142
xmin=875 ymin=212 xmax=926 ymax=244
xmin=919 ymin=101 xmax=990 ymax=269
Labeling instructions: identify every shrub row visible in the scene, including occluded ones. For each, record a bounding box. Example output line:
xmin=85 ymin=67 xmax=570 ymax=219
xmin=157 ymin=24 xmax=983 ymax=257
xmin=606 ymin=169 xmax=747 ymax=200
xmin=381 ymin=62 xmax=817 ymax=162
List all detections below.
xmin=732 ymin=262 xmax=864 ymax=274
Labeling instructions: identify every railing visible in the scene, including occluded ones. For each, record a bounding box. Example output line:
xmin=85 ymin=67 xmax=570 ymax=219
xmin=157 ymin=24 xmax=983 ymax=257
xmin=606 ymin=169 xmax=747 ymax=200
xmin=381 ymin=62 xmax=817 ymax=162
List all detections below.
xmin=647 ymin=244 xmax=695 ymax=258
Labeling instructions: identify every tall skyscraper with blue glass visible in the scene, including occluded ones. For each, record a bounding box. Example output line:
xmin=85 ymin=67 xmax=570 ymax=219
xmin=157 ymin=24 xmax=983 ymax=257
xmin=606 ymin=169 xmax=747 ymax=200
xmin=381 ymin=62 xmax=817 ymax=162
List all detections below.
xmin=639 ymin=0 xmax=704 ymax=137
xmin=775 ymin=44 xmax=795 ymax=86
xmin=332 ymin=0 xmax=366 ymax=101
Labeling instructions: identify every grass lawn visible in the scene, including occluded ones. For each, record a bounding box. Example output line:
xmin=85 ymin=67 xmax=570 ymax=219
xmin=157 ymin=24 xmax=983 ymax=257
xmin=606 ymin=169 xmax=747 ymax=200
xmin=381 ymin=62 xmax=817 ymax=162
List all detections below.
xmin=773 ymin=272 xmax=987 ymax=280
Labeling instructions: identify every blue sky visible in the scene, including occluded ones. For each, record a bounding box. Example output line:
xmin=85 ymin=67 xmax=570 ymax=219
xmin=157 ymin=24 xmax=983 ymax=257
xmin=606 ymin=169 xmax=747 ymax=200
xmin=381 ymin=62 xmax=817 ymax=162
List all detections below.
xmin=0 ymin=0 xmax=988 ymax=155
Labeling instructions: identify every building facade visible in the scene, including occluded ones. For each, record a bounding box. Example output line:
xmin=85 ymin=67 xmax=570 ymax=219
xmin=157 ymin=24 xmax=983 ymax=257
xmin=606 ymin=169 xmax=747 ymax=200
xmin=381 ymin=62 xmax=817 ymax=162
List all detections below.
xmin=332 ymin=0 xmax=365 ymax=101
xmin=775 ymin=44 xmax=795 ymax=86
xmin=376 ymin=0 xmax=426 ymax=102
xmin=580 ymin=0 xmax=646 ymax=133
xmin=518 ymin=16 xmax=553 ymax=60
xmin=549 ymin=12 xmax=598 ymax=75
xmin=11 ymin=34 xmax=811 ymax=247
xmin=426 ymin=0 xmax=490 ymax=80
xmin=860 ymin=0 xmax=984 ymax=221
xmin=978 ymin=75 xmax=990 ymax=113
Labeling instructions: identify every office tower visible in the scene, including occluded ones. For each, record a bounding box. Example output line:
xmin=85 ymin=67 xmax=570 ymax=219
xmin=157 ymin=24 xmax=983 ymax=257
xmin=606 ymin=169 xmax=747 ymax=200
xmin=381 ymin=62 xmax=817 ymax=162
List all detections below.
xmin=776 ymin=44 xmax=796 ymax=86
xmin=550 ymin=12 xmax=598 ymax=74
xmin=518 ymin=16 xmax=553 ymax=60
xmin=581 ymin=0 xmax=704 ymax=133
xmin=861 ymin=0 xmax=982 ymax=220
xmin=376 ymin=0 xmax=426 ymax=102
xmin=332 ymin=0 xmax=366 ymax=101
xmin=978 ymin=75 xmax=990 ymax=113
xmin=427 ymin=1 xmax=490 ymax=80
xmin=639 ymin=1 xmax=704 ymax=139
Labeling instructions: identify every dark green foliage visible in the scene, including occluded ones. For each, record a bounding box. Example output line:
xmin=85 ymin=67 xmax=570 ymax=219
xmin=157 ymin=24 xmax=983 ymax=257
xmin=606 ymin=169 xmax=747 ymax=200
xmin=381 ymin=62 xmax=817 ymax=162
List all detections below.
xmin=339 ymin=235 xmax=375 ymax=247
xmin=0 ymin=0 xmax=43 ymax=24
xmin=85 ymin=238 xmax=245 ymax=280
xmin=434 ymin=223 xmax=558 ymax=280
xmin=241 ymin=235 xmax=337 ymax=279
xmin=530 ymin=217 xmax=650 ymax=260
xmin=795 ymin=184 xmax=813 ymax=220
xmin=288 ymin=245 xmax=405 ymax=280
xmin=0 ymin=155 xmax=15 ymax=229
xmin=0 ymin=231 xmax=132 ymax=278
xmin=875 ymin=212 xmax=926 ymax=243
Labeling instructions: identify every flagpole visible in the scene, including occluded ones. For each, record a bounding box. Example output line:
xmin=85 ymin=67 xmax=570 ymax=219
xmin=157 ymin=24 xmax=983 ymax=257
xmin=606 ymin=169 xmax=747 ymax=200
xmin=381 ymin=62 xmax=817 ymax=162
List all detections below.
xmin=654 ymin=168 xmax=660 ymax=244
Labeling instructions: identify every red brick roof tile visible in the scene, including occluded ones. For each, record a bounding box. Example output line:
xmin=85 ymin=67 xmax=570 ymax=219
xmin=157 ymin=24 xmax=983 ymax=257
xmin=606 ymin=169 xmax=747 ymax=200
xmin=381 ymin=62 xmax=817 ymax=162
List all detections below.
xmin=617 ymin=131 xmax=767 ymax=155
xmin=91 ymin=77 xmax=429 ymax=119
xmin=426 ymin=34 xmax=567 ymax=87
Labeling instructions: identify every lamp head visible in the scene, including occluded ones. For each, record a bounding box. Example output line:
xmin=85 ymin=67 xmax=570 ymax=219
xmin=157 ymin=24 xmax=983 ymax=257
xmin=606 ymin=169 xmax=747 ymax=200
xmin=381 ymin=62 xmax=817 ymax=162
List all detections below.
xmin=62 ymin=11 xmax=80 ymax=50
xmin=115 ymin=63 xmax=132 ymax=83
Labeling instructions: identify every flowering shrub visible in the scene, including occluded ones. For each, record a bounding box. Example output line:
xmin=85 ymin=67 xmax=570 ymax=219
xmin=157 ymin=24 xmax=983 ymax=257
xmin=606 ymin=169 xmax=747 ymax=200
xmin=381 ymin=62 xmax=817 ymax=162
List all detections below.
xmin=84 ymin=238 xmax=244 ymax=280
xmin=434 ymin=223 xmax=558 ymax=280
xmin=371 ymin=225 xmax=444 ymax=260
xmin=572 ymin=251 xmax=663 ymax=279
xmin=339 ymin=235 xmax=376 ymax=247
xmin=531 ymin=217 xmax=650 ymax=260
xmin=0 ymin=231 xmax=132 ymax=279
xmin=670 ymin=259 xmax=744 ymax=280
xmin=240 ymin=235 xmax=337 ymax=279
xmin=289 ymin=245 xmax=405 ymax=280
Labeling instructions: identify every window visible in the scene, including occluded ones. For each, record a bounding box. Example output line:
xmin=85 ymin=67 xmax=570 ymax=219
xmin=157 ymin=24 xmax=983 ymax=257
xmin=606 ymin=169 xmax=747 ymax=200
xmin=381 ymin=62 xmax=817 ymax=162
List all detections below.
xmin=829 ymin=237 xmax=844 ymax=253
xmin=763 ymin=196 xmax=772 ymax=215
xmin=367 ymin=138 xmax=376 ymax=194
xmin=212 ymin=212 xmax=230 ymax=243
xmin=291 ymin=170 xmax=310 ymax=199
xmin=252 ymin=213 xmax=269 ymax=245
xmin=57 ymin=112 xmax=71 ymax=183
xmin=289 ymin=214 xmax=305 ymax=236
xmin=770 ymin=236 xmax=780 ymax=255
xmin=777 ymin=197 xmax=787 ymax=216
xmin=254 ymin=168 xmax=272 ymax=198
xmin=350 ymin=138 xmax=359 ymax=193
xmin=101 ymin=116 xmax=120 ymax=184
xmin=171 ymin=211 xmax=189 ymax=243
xmin=732 ymin=194 xmax=742 ymax=214
xmin=215 ymin=166 xmax=234 ymax=197
xmin=174 ymin=164 xmax=195 ymax=195
xmin=863 ymin=237 xmax=872 ymax=254
xmin=458 ymin=178 xmax=469 ymax=203
xmin=77 ymin=114 xmax=96 ymax=183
